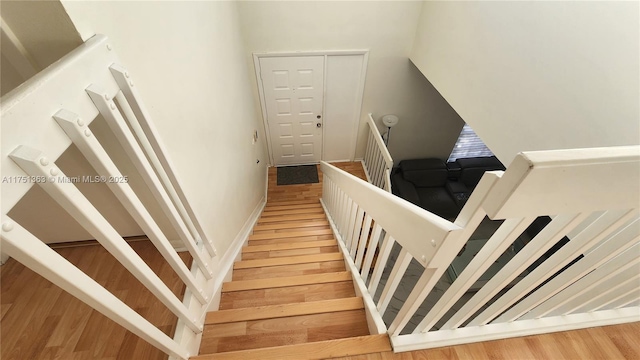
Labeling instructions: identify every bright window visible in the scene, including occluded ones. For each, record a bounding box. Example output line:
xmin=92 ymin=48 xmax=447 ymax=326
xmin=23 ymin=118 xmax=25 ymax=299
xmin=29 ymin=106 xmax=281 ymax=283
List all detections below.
xmin=448 ymin=124 xmax=494 ymax=162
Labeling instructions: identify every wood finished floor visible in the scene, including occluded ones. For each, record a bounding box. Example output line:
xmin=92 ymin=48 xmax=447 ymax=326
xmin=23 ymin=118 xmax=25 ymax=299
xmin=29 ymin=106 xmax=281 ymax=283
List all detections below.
xmin=0 ymin=240 xmax=191 ymax=360
xmin=1 ymin=161 xmax=638 ymax=359
xmin=330 ymin=322 xmax=640 ymax=360
xmin=199 ymin=165 xmax=381 ymax=358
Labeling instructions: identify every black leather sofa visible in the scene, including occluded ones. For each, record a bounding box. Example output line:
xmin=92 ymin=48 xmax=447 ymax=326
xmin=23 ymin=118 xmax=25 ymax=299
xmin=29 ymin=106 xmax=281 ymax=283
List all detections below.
xmin=391 ymin=156 xmax=505 ymax=220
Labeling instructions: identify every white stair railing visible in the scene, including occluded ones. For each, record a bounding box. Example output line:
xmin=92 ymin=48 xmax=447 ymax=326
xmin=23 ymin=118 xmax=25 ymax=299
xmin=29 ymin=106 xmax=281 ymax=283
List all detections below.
xmin=363 ymin=113 xmax=393 ymax=192
xmin=0 ymin=35 xmax=214 ymax=359
xmin=320 ymin=145 xmax=640 ymax=352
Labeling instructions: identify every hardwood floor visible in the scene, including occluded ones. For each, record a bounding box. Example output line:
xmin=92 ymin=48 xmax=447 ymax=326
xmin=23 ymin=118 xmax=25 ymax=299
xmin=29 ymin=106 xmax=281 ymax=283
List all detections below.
xmin=330 ymin=322 xmax=640 ymax=360
xmin=194 ymin=163 xmax=389 ymax=359
xmin=0 ymin=240 xmax=190 ymax=360
xmin=267 ymin=162 xmax=367 ymax=203
xmin=2 ymin=161 xmax=637 ymax=359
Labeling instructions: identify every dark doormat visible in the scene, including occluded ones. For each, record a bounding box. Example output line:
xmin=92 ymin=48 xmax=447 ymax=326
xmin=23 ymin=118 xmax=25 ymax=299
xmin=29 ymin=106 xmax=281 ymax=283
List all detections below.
xmin=277 ymin=165 xmax=319 ymax=185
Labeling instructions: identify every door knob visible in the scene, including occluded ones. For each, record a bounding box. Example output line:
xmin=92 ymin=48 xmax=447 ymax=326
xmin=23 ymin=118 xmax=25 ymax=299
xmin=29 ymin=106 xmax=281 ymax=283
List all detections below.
xmin=316 ymin=123 xmax=322 ymax=128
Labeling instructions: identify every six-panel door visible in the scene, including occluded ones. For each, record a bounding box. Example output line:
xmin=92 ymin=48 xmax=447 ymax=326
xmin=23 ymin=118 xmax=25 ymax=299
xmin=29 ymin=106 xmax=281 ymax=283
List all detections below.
xmin=259 ymin=56 xmax=324 ymax=166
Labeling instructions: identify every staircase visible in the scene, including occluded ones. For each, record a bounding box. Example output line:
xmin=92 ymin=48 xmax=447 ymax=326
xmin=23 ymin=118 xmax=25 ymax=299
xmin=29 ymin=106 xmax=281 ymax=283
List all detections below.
xmin=192 ymin=198 xmax=391 ymax=359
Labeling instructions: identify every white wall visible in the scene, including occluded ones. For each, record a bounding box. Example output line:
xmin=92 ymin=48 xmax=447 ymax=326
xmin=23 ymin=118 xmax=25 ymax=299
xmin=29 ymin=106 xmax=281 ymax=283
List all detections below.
xmin=411 ymin=1 xmax=640 ymax=166
xmin=61 ymin=1 xmax=267 ymax=254
xmin=238 ymin=1 xmax=465 ymax=164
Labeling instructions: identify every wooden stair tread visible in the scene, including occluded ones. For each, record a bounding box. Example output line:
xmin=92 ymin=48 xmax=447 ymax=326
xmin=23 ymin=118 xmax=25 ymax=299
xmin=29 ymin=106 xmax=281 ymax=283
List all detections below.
xmin=222 ymin=271 xmax=352 ymax=292
xmin=234 ymin=253 xmax=343 ymax=269
xmin=248 ymin=235 xmax=334 ymax=246
xmin=241 ymin=246 xmax=338 ymax=260
xmin=257 ymin=213 xmax=326 ymax=224
xmin=205 ymin=297 xmax=363 ymax=324
xmin=249 ymin=229 xmax=333 ymax=240
xmin=192 ymin=334 xmax=391 ymax=360
xmin=265 ymin=200 xmax=320 ymax=207
xmin=261 ymin=208 xmax=325 ymax=217
xmin=219 ymin=281 xmax=356 ymax=309
xmin=199 ymin=310 xmax=369 ymax=354
xmin=262 ymin=203 xmax=323 ymax=211
xmin=253 ymin=220 xmax=329 ymax=231
xmin=232 ymin=261 xmax=346 ymax=281
xmin=243 ymin=240 xmax=337 ymax=253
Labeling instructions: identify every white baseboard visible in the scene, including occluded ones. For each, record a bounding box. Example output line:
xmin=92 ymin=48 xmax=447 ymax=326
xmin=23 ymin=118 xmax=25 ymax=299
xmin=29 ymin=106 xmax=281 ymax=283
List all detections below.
xmin=205 ymin=197 xmax=266 ymax=312
xmin=391 ymin=307 xmax=640 ymax=352
xmin=171 ymin=196 xmax=266 ymax=358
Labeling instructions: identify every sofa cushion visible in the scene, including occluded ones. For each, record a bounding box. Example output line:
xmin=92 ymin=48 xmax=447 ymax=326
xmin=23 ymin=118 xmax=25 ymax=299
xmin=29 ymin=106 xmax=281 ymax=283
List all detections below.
xmin=456 ymin=156 xmax=505 ymax=189
xmin=416 ymin=187 xmax=460 ymax=220
xmin=399 ymin=159 xmax=448 ymax=187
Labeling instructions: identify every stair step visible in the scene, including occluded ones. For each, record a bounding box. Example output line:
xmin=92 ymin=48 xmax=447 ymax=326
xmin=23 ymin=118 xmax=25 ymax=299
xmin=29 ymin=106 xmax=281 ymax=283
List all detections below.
xmin=257 ymin=213 xmax=326 ymax=224
xmin=253 ymin=220 xmax=329 ymax=232
xmin=232 ymin=261 xmax=346 ymax=281
xmin=261 ymin=208 xmax=325 ymax=217
xmin=199 ymin=309 xmax=369 ymax=354
xmin=263 ymin=203 xmax=323 ymax=212
xmin=241 ymin=246 xmax=338 ymax=260
xmin=220 ymin=281 xmax=356 ymax=309
xmin=248 ymin=229 xmax=333 ymax=241
xmin=192 ymin=334 xmax=391 ymax=360
xmin=243 ymin=240 xmax=337 ymax=253
xmin=265 ymin=200 xmax=320 ymax=207
xmin=205 ymin=297 xmax=364 ymax=325
xmin=222 ymin=272 xmax=351 ymax=292
xmin=234 ymin=253 xmax=343 ymax=269
xmin=248 ymin=235 xmax=334 ymax=246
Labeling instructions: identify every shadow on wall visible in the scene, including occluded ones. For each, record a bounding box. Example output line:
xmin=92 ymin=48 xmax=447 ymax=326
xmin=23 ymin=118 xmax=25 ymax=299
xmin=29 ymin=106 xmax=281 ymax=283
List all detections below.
xmin=373 ymin=59 xmax=466 ymax=164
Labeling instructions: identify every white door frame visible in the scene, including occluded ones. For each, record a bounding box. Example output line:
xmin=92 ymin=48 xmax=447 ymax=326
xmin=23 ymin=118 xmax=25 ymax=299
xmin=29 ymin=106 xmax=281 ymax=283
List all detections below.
xmin=253 ymin=50 xmax=369 ymax=166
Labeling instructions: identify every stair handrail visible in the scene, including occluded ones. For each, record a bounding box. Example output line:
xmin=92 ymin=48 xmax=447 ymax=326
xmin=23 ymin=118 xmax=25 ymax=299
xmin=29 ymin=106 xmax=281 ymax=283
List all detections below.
xmin=0 ymin=35 xmax=215 ymax=360
xmin=321 ymin=145 xmax=640 ymax=352
xmin=362 ymin=113 xmax=393 ymax=191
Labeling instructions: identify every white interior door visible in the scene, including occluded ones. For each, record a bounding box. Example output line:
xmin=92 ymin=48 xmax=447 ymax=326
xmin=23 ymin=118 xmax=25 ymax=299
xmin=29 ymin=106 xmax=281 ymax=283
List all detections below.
xmin=259 ymin=56 xmax=324 ymax=166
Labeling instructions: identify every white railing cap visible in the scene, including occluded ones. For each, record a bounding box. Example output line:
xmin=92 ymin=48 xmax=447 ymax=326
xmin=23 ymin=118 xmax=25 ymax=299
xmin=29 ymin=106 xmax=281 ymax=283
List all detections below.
xmin=483 ymin=146 xmax=640 ymax=219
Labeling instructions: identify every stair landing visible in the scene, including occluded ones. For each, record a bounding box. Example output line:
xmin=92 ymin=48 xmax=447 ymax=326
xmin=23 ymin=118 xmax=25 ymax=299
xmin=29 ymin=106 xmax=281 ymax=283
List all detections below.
xmin=194 ymin=164 xmax=389 ymax=359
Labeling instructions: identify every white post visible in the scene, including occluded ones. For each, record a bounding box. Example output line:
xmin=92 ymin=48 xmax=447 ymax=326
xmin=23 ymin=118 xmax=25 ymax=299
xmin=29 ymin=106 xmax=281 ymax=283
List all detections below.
xmin=498 ymin=219 xmax=639 ymax=322
xmin=9 ymin=146 xmax=202 ymax=334
xmin=110 ymin=65 xmax=215 ymax=257
xmin=85 ymin=85 xmax=213 ymax=280
xmin=53 ymin=109 xmax=207 ymax=304
xmin=377 ymin=248 xmax=412 ymax=314
xmin=0 ymin=215 xmax=190 ymax=360
xmin=470 ymin=208 xmax=638 ymax=326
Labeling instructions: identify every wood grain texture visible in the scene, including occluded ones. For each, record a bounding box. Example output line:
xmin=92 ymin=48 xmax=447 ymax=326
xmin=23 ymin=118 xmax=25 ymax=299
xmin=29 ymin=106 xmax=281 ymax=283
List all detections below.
xmin=249 ymin=229 xmax=334 ymax=240
xmin=257 ymin=213 xmax=328 ymax=224
xmin=232 ymin=261 xmax=346 ymax=281
xmin=241 ymin=246 xmax=339 ymax=260
xmin=200 ymin=310 xmax=370 ymax=353
xmin=192 ymin=334 xmax=391 ymax=360
xmin=252 ymin=220 xmax=330 ymax=232
xmin=263 ymin=203 xmax=323 ymax=211
xmin=242 ymin=239 xmax=337 ymax=253
xmin=329 ymin=322 xmax=640 ymax=360
xmin=0 ymin=240 xmax=190 ymax=360
xmin=234 ymin=253 xmax=344 ymax=269
xmin=206 ymin=297 xmax=364 ymax=324
xmin=248 ymin=234 xmax=335 ymax=246
xmin=219 ymin=281 xmax=357 ymax=309
xmin=261 ymin=207 xmax=325 ymax=217
xmin=222 ymin=272 xmax=352 ymax=292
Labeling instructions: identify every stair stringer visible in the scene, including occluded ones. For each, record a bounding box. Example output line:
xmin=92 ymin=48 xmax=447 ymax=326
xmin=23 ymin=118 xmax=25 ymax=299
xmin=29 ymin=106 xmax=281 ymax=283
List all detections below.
xmin=320 ymin=198 xmax=388 ymax=336
xmin=171 ymin=197 xmax=266 ymax=359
